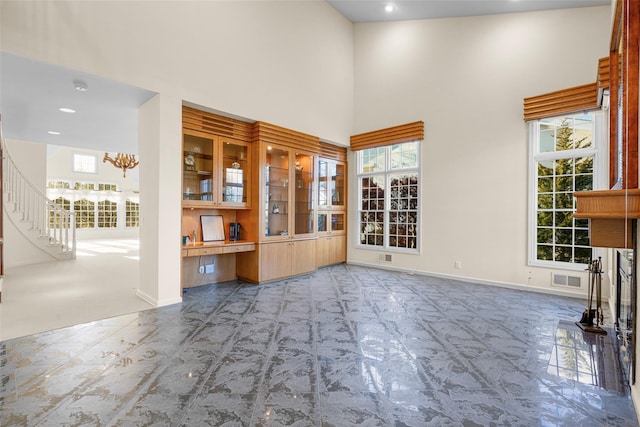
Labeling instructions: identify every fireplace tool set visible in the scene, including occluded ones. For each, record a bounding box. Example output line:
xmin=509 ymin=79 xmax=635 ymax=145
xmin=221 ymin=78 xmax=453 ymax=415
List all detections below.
xmin=576 ymin=257 xmax=607 ymax=335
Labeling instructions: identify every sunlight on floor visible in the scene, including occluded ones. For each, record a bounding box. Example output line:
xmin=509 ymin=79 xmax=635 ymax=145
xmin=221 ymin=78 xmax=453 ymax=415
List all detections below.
xmin=0 ymin=238 xmax=151 ymax=341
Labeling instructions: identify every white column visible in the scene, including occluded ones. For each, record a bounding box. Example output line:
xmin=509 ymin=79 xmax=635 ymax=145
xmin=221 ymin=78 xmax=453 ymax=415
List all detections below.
xmin=137 ymin=93 xmax=182 ymax=306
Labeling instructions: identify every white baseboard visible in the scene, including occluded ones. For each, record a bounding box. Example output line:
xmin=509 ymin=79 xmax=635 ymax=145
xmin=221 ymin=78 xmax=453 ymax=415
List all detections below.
xmin=135 ymin=289 xmax=182 ymax=307
xmin=346 ymin=261 xmax=589 ymax=300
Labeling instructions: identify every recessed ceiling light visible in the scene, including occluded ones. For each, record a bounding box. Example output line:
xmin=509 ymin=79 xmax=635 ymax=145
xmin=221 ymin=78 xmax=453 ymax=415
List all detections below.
xmin=73 ymin=79 xmax=88 ymax=91
xmin=385 ymin=4 xmax=394 ymax=13
xmin=59 ymin=107 xmax=76 ymax=113
xmin=48 ymin=131 xmax=61 ymax=135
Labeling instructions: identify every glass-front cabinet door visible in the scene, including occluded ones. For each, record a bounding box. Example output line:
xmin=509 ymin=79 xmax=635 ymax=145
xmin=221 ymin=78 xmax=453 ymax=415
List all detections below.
xmin=182 ymin=131 xmax=251 ymax=209
xmin=262 ymin=145 xmax=315 ymax=240
xmin=294 ymin=152 xmax=314 ymax=236
xmin=317 ymin=158 xmax=345 ymax=209
xmin=183 ymin=131 xmax=215 ymax=204
xmin=220 ymin=137 xmax=250 ymax=207
xmin=330 ymin=212 xmax=345 ymax=232
xmin=331 ymin=162 xmax=345 ymax=208
xmin=318 ymin=159 xmax=329 ymax=209
xmin=264 ymin=145 xmax=290 ymax=238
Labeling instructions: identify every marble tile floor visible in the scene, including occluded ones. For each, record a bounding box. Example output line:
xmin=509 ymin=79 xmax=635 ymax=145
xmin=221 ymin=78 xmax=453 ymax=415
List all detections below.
xmin=1 ymin=264 xmax=638 ymax=426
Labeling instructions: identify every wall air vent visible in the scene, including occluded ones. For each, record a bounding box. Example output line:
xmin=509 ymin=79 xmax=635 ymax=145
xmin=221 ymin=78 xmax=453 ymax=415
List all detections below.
xmin=551 ymin=273 xmax=581 ymax=288
xmin=378 ymin=254 xmax=392 ymax=262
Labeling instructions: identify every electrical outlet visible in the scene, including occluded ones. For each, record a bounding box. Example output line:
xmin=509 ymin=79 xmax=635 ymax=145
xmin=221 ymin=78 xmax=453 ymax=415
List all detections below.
xmin=199 ymin=266 xmax=205 ymax=274
xmin=454 ymin=261 xmax=462 ymax=269
xmin=205 ymin=264 xmax=214 ymax=274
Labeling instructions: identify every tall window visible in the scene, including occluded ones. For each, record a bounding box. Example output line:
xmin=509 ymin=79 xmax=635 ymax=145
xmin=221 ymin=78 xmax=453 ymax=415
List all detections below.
xmin=97 ymin=200 xmax=118 ymax=228
xmin=74 ymin=199 xmax=95 ymax=228
xmin=357 ymin=141 xmax=420 ymax=251
xmin=529 ymin=112 xmax=603 ymax=268
xmin=49 ymin=197 xmax=71 ymax=228
xmin=126 ymin=199 xmax=140 ymax=227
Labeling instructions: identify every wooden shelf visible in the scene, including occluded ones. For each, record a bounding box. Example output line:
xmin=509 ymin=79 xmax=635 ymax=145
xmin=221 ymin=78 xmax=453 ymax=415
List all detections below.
xmin=573 ymin=189 xmax=640 ymax=248
xmin=574 ymin=189 xmax=640 ymax=218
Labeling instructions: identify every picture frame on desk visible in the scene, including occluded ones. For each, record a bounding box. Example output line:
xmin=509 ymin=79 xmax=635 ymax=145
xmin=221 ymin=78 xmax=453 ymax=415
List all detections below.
xmin=201 ymin=215 xmax=225 ymax=242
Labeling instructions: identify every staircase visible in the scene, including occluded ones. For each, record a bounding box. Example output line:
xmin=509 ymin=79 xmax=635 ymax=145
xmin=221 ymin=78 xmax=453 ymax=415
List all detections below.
xmin=2 ymin=126 xmax=76 ymax=261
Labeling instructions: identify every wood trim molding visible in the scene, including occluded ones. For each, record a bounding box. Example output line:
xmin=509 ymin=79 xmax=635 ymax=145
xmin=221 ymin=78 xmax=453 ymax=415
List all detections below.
xmin=319 ymin=141 xmax=347 ymax=162
xmin=252 ymin=121 xmax=320 ymax=153
xmin=609 ymin=0 xmax=639 ymax=189
xmin=574 ymin=189 xmax=640 ymax=219
xmin=350 ymin=121 xmax=424 ymax=151
xmin=182 ymin=106 xmax=253 ymax=143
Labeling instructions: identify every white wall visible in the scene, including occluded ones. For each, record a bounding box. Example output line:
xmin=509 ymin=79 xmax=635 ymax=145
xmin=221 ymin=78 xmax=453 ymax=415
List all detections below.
xmin=138 ymin=93 xmax=182 ymax=307
xmin=349 ymin=6 xmax=612 ymax=296
xmin=0 ymin=1 xmax=354 ymax=145
xmin=47 ymin=145 xmax=139 ymax=191
xmin=3 ymin=139 xmax=55 ymax=267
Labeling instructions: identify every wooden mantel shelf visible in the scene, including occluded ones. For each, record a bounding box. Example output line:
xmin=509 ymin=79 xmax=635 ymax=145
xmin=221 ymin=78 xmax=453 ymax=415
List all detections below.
xmin=574 ymin=189 xmax=640 ymax=219
xmin=573 ymin=189 xmax=640 ymax=248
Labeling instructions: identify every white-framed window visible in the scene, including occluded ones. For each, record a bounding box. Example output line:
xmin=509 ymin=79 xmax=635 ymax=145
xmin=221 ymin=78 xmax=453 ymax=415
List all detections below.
xmin=72 ymin=153 xmax=97 ymax=174
xmin=126 ymin=199 xmax=140 ymax=227
xmin=357 ymin=141 xmax=420 ymax=251
xmin=46 ymin=180 xmax=139 ymax=230
xmin=74 ymin=198 xmax=95 ymax=228
xmin=528 ymin=112 xmax=606 ymax=270
xmin=97 ymin=200 xmax=118 ymax=228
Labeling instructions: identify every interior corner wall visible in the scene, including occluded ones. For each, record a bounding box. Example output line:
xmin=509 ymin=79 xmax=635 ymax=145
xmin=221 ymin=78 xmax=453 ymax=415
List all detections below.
xmin=349 ymin=6 xmax=612 ymax=296
xmin=3 ymin=139 xmax=54 ymax=268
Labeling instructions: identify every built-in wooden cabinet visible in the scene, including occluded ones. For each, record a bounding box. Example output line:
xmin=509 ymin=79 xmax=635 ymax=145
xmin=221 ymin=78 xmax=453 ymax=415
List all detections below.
xmin=259 ymin=239 xmax=316 ymax=282
xmin=182 ymin=111 xmax=347 ymax=286
xmin=317 ymin=234 xmax=346 ymax=268
xmin=182 ymin=129 xmax=251 ymax=209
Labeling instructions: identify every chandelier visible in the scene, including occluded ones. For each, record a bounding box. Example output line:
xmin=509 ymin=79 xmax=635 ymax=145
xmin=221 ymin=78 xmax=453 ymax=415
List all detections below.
xmin=103 ymin=152 xmax=139 ymax=178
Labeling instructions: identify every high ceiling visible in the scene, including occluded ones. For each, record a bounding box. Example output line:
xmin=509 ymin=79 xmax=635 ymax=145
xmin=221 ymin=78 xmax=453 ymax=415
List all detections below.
xmin=0 ymin=1 xmax=610 ymax=154
xmin=327 ymin=0 xmax=610 ymax=23
xmin=0 ymin=52 xmax=155 ymax=154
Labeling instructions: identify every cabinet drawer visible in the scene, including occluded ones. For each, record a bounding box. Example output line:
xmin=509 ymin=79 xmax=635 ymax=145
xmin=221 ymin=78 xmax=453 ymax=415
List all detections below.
xmin=187 ymin=247 xmax=225 ymax=256
xmin=222 ymin=244 xmax=255 ymax=254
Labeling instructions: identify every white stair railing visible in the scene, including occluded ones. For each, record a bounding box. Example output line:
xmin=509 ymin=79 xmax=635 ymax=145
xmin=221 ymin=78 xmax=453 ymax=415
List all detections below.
xmin=1 ymin=123 xmax=76 ymax=258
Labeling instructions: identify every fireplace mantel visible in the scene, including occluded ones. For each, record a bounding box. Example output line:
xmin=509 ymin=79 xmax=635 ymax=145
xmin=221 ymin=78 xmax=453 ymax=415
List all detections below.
xmin=573 ymin=189 xmax=640 ymax=248
xmin=574 ymin=189 xmax=640 ymax=219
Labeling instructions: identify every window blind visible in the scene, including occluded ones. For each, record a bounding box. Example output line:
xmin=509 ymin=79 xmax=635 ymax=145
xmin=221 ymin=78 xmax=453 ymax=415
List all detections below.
xmin=523 ymin=56 xmax=608 ymax=122
xmin=350 ymin=121 xmax=424 ymax=151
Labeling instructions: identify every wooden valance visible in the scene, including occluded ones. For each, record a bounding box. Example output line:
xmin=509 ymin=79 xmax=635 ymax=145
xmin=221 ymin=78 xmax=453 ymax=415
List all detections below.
xmin=350 ymin=121 xmax=424 ymax=151
xmin=523 ymin=82 xmax=599 ymax=121
xmin=183 ymin=105 xmax=253 ymax=143
xmin=597 ymin=56 xmax=610 ymax=91
xmin=523 ymin=56 xmax=608 ymax=121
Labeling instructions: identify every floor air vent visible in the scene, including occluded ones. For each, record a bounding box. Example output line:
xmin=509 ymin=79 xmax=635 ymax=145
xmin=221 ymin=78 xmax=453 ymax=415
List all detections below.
xmin=552 ymin=273 xmax=581 ymax=288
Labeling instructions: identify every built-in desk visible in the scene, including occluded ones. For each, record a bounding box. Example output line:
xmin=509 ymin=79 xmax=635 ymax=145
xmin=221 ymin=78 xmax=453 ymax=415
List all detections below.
xmin=181 ymin=240 xmax=256 ymax=289
xmin=182 ymin=240 xmax=256 ymax=257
